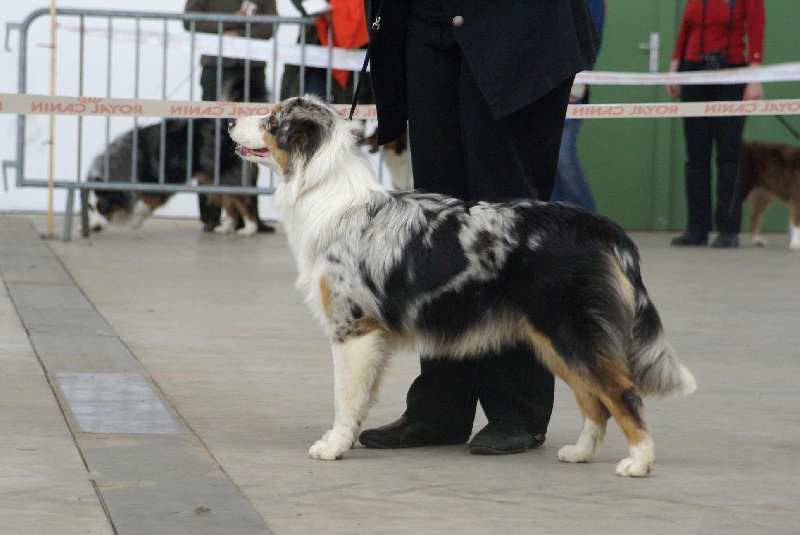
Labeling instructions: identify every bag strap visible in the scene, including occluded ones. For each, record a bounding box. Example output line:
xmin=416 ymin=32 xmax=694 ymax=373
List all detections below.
xmin=698 ymin=0 xmax=736 ymax=58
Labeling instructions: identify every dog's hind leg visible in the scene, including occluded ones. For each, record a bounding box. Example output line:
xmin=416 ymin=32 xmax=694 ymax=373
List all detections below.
xmin=558 ymin=386 xmax=609 ymax=464
xmin=232 ymin=197 xmax=258 ymax=237
xmin=129 ymin=196 xmax=160 ymax=229
xmin=747 ymin=188 xmax=772 ymax=247
xmin=593 ymin=374 xmax=654 ymax=477
xmin=309 ymin=330 xmax=389 ymax=460
xmin=789 ymin=200 xmax=800 ymax=251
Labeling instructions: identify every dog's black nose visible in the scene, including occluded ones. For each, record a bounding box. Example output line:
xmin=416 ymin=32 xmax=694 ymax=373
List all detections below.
xmin=228 ymin=118 xmax=237 ymax=129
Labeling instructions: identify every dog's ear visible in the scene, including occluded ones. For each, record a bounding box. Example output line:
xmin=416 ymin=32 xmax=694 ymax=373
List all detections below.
xmin=275 ymin=114 xmax=324 ymax=159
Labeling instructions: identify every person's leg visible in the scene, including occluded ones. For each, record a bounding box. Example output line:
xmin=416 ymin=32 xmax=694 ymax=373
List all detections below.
xmin=711 ymin=83 xmax=746 ymax=243
xmin=359 ymin=16 xmax=476 ymax=448
xmin=675 ymin=84 xmax=713 ymax=243
xmin=459 ymin=73 xmax=573 ymax=203
xmin=242 ymin=67 xmax=274 ymax=232
xmin=303 ymin=68 xmax=330 ymax=101
xmin=458 ymin=70 xmax=571 ymax=451
xmin=550 ymin=119 xmax=596 ymax=212
xmin=198 ymin=67 xmax=222 ymax=230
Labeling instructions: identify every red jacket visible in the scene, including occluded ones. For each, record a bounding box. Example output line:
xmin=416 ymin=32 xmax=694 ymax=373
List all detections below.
xmin=672 ymin=0 xmax=764 ymax=65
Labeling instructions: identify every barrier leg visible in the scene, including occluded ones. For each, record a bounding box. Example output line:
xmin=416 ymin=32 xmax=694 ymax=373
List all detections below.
xmin=80 ymin=188 xmax=90 ymax=239
xmin=62 ymin=185 xmax=75 ymax=242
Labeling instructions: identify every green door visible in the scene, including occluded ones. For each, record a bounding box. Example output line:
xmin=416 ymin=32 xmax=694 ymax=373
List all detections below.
xmin=583 ymin=1 xmax=800 ymax=233
xmin=581 ymin=0 xmax=679 ymax=230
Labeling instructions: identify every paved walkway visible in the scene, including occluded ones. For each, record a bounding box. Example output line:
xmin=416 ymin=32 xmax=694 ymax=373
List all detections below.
xmin=1 ymin=213 xmax=799 ymax=534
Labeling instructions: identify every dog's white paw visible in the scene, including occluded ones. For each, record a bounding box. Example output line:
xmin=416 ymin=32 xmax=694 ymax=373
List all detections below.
xmin=789 ymin=242 xmax=800 ymax=252
xmin=558 ymin=445 xmax=593 ymax=463
xmin=128 ymin=214 xmax=145 ymax=230
xmin=752 ymin=235 xmax=767 ymax=247
xmin=615 ymin=457 xmax=651 ymax=477
xmin=213 ymin=221 xmax=235 ymax=235
xmin=236 ymin=220 xmax=257 ymax=237
xmin=309 ymin=440 xmax=347 ymax=460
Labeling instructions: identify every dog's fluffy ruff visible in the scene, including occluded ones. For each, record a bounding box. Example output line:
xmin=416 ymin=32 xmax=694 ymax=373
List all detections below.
xmin=229 ymin=96 xmax=696 ymax=476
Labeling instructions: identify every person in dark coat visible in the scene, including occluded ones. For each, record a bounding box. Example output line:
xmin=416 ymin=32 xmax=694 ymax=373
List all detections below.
xmin=184 ymin=0 xmax=277 ymax=233
xmin=358 ymin=0 xmax=599 ymax=454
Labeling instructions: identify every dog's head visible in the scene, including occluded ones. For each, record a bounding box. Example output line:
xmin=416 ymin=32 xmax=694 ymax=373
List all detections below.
xmin=228 ymin=95 xmax=361 ymax=180
xmin=86 ymin=154 xmax=139 ymax=226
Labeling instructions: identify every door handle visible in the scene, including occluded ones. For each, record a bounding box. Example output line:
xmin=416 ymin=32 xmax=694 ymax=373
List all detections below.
xmin=638 ymin=32 xmax=660 ymax=73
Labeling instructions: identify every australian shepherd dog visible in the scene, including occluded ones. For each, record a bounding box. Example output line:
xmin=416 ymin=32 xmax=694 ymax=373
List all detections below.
xmin=229 ymin=96 xmax=696 ymax=477
xmin=88 ymin=118 xmax=259 ymax=235
xmin=740 ymin=140 xmax=800 ymax=250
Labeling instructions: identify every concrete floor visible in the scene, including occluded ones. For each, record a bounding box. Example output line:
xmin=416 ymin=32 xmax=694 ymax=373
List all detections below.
xmin=1 ymin=213 xmax=799 ymax=534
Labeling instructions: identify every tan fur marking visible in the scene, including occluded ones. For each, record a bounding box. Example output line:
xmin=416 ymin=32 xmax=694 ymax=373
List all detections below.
xmin=524 ymin=327 xmax=574 ymax=383
xmin=319 ymin=274 xmax=332 ymax=319
xmin=609 ymin=255 xmax=635 ymax=311
xmin=523 ymin=325 xmax=650 ymax=449
xmin=140 ymin=194 xmax=165 ymax=211
xmin=262 ymin=132 xmax=289 ymax=175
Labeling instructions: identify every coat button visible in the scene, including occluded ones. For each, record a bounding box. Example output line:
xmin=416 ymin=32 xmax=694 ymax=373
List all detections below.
xmin=452 ymin=15 xmax=464 ymax=27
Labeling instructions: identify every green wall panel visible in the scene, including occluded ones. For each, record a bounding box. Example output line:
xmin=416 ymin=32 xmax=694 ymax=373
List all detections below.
xmin=579 ymin=0 xmax=799 ymax=233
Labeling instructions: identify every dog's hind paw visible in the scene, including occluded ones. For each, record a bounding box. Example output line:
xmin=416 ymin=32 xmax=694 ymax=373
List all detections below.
xmin=752 ymin=235 xmax=768 ymax=247
xmin=615 ymin=457 xmax=651 ymax=477
xmin=236 ymin=220 xmax=258 ymax=237
xmin=213 ymin=222 xmax=235 ymax=235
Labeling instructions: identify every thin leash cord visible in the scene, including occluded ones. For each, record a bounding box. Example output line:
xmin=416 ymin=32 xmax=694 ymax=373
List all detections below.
xmin=348 ymin=45 xmax=373 ymax=121
xmin=348 ymin=2 xmax=384 ymax=121
xmin=776 ymin=115 xmax=800 ymax=140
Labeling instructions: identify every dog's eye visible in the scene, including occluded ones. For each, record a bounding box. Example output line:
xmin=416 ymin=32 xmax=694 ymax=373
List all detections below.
xmin=264 ymin=114 xmax=278 ymax=134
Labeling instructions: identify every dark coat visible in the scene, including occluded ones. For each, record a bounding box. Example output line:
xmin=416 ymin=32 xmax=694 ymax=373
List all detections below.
xmin=184 ymin=0 xmax=277 ymax=68
xmin=365 ymin=0 xmax=599 ymax=145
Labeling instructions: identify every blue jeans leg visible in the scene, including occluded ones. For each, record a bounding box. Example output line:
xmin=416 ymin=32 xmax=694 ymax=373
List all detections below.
xmin=551 ymin=119 xmax=596 ymax=212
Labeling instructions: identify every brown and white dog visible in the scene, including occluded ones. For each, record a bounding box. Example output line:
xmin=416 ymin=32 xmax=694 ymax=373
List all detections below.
xmin=740 ymin=140 xmax=800 ymax=250
xmin=364 ymin=127 xmax=413 ymax=191
xmin=228 ymin=96 xmax=696 ymax=477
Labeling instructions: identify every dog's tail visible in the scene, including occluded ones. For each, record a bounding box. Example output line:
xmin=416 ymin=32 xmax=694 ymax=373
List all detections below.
xmin=627 ymin=286 xmax=697 ymax=397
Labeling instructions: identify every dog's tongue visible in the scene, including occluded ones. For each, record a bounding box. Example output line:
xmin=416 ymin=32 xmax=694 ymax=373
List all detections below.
xmin=237 ymin=145 xmax=269 ymax=157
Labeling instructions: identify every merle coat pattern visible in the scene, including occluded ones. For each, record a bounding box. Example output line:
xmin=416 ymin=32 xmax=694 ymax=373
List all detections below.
xmin=228 ymin=96 xmax=696 ymax=476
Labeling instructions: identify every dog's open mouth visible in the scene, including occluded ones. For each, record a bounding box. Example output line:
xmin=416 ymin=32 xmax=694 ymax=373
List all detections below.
xmin=235 ymin=144 xmax=270 ymax=158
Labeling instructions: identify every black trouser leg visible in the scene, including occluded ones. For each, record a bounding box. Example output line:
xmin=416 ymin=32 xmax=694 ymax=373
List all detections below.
xmin=402 ymin=15 xmax=567 ymax=437
xmin=711 ymin=84 xmax=746 ymax=234
xmin=199 ymin=66 xmax=268 ymax=228
xmin=681 ymin=84 xmax=714 ymax=235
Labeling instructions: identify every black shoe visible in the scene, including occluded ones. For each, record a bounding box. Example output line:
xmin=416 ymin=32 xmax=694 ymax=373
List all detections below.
xmin=711 ymin=233 xmax=739 ymax=248
xmin=468 ymin=422 xmax=545 ymax=455
xmin=257 ymin=221 xmax=276 ymax=233
xmin=670 ymin=232 xmax=708 ymax=246
xmin=359 ymin=416 xmax=468 ymax=449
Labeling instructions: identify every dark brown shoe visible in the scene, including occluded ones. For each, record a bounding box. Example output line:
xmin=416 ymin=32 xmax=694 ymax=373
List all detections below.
xmin=468 ymin=422 xmax=545 ymax=455
xmin=359 ymin=416 xmax=468 ymax=449
xmin=670 ymin=232 xmax=708 ymax=246
xmin=711 ymin=233 xmax=739 ymax=248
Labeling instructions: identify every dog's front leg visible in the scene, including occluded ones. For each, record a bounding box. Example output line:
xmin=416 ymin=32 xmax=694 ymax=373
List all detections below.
xmin=309 ymin=331 xmax=386 ymax=460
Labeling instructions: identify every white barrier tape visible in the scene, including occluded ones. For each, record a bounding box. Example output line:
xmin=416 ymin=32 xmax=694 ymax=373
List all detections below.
xmin=60 ymin=25 xmax=368 ymax=71
xmin=575 ymin=63 xmax=800 ymax=85
xmin=2 ymin=93 xmax=799 ymax=120
xmin=565 ymin=99 xmax=800 ymax=119
xmin=60 ymin=25 xmax=800 ymax=85
xmin=0 ymin=93 xmax=377 ymax=118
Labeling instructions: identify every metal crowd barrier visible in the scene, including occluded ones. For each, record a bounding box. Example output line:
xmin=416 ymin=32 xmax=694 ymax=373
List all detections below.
xmin=5 ymin=8 xmax=344 ymax=240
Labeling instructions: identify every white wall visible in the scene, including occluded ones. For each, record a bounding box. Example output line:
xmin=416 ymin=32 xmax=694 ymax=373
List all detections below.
xmin=0 ymin=0 xmax=313 ymax=219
